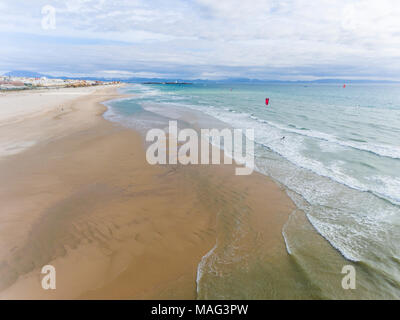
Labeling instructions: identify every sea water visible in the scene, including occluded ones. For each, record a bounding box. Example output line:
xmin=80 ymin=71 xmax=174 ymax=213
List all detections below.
xmin=104 ymin=82 xmax=400 ymax=299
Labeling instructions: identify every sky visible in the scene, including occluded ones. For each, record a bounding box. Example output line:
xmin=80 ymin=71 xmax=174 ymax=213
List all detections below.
xmin=1 ymin=0 xmax=400 ymax=80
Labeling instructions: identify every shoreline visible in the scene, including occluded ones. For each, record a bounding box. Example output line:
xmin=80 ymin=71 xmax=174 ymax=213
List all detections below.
xmin=0 ymin=85 xmax=296 ymax=299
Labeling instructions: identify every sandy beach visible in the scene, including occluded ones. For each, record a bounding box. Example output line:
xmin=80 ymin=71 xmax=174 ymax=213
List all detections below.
xmin=0 ymin=85 xmax=295 ymax=299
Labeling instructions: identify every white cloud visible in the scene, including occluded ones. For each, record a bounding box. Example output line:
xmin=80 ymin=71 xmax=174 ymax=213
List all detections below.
xmin=1 ymin=0 xmax=400 ymax=79
xmin=101 ymin=70 xmax=134 ymax=76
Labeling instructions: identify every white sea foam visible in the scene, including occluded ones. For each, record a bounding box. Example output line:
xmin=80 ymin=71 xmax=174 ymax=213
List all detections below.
xmin=258 ymin=118 xmax=400 ymax=160
xmin=282 ymin=214 xmax=294 ymax=256
xmin=180 ymin=105 xmax=400 ymax=205
xmin=196 ymin=243 xmax=217 ymax=296
xmin=106 ymin=85 xmax=400 ymax=294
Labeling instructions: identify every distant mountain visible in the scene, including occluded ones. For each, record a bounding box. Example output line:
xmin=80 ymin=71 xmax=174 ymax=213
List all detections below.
xmin=3 ymin=70 xmax=48 ymax=78
xmin=305 ymin=78 xmax=400 ymax=84
xmin=125 ymin=77 xmax=400 ymax=84
xmin=2 ymin=70 xmax=122 ymax=81
xmin=3 ymin=71 xmax=399 ymax=84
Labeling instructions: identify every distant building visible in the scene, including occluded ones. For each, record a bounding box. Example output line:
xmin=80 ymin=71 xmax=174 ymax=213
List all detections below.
xmin=0 ymin=75 xmax=116 ymax=90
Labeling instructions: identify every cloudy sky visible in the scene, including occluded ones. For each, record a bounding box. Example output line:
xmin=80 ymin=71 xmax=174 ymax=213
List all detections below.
xmin=1 ymin=0 xmax=400 ymax=80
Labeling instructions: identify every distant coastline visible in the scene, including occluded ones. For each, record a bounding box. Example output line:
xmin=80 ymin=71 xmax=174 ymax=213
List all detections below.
xmin=141 ymin=82 xmax=193 ymax=85
xmin=0 ymin=75 xmax=121 ymax=91
xmin=5 ymin=70 xmax=400 ymax=87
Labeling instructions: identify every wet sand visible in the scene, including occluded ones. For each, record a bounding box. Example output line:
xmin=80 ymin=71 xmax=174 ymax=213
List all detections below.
xmin=0 ymin=86 xmax=295 ymax=299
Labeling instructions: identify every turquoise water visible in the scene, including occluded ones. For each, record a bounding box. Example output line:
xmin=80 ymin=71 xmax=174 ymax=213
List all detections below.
xmin=105 ymin=83 xmax=400 ymax=299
